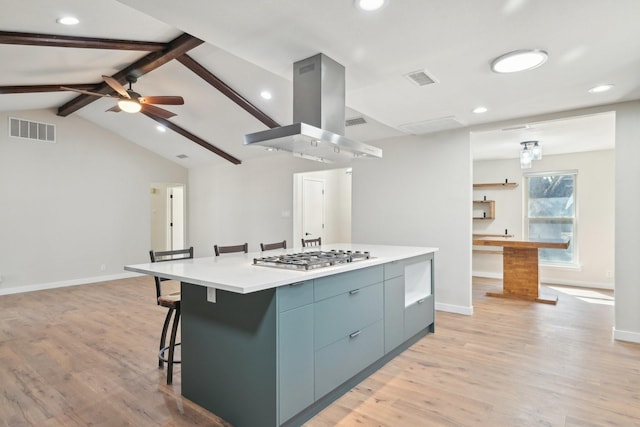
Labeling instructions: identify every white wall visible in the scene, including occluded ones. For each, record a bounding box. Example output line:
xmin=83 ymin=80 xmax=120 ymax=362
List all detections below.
xmin=351 ymin=130 xmax=473 ymax=315
xmin=0 ymin=109 xmax=187 ymax=294
xmin=473 ymin=150 xmax=615 ymax=289
xmin=613 ymin=101 xmax=640 ymax=343
xmin=188 ymin=154 xmax=335 ymax=255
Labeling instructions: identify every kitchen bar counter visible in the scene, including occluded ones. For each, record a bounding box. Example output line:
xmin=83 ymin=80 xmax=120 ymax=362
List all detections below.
xmin=125 ymin=243 xmax=438 ymax=427
xmin=473 ymin=238 xmax=570 ymax=304
xmin=125 ymin=243 xmax=437 ymax=294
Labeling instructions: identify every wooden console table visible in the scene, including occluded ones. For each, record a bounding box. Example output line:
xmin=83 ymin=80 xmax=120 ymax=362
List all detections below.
xmin=472 ymin=238 xmax=570 ymax=305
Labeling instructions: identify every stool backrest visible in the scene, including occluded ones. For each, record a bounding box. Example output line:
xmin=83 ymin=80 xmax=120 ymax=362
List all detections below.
xmin=260 ymin=240 xmax=287 ymax=251
xmin=149 ymin=247 xmax=194 ymax=304
xmin=301 ymin=237 xmax=321 ymax=247
xmin=214 ymin=243 xmax=248 ymax=256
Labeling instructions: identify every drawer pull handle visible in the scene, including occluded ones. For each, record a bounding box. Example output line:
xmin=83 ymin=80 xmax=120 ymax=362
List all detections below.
xmin=417 ymin=298 xmax=426 ymax=304
xmin=349 ymin=289 xmax=360 ymax=295
xmin=289 ymin=282 xmax=304 ymax=287
xmin=349 ymin=330 xmax=361 ymax=339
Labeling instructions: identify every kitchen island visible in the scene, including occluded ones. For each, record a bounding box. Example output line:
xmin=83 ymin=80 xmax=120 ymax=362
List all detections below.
xmin=125 ymin=243 xmax=437 ymax=426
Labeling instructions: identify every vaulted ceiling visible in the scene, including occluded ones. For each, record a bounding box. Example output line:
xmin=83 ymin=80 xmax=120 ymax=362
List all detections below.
xmin=2 ymin=0 xmax=639 ymax=167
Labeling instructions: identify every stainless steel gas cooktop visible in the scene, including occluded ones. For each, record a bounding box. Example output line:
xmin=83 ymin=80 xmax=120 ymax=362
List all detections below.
xmin=253 ymin=250 xmax=371 ymax=271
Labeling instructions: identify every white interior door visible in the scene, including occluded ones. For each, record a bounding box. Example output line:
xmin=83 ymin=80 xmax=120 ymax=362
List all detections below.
xmin=302 ymin=178 xmax=325 ymax=241
xmin=168 ymin=185 xmax=185 ymax=250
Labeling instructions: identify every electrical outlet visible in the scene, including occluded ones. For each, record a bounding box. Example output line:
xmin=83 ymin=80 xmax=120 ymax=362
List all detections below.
xmin=100 ymin=264 xmax=106 ymax=271
xmin=207 ymin=288 xmax=217 ymax=303
xmin=606 ymin=271 xmax=614 ymax=278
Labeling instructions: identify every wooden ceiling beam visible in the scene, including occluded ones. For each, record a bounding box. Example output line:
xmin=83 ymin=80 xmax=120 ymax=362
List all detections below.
xmin=0 ymin=31 xmax=166 ymax=51
xmin=57 ymin=33 xmax=204 ymax=117
xmin=0 ymin=84 xmax=97 ymax=94
xmin=177 ymin=54 xmax=280 ymax=129
xmin=142 ymin=112 xmax=241 ymax=165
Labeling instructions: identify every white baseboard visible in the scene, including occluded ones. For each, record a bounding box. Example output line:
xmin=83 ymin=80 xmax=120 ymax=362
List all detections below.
xmin=436 ymin=302 xmax=473 ymax=316
xmin=0 ymin=272 xmax=142 ymax=296
xmin=472 ymin=271 xmax=614 ymax=290
xmin=613 ymin=328 xmax=640 ymax=344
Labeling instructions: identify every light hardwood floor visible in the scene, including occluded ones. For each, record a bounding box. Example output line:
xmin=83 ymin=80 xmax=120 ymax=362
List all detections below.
xmin=1 ymin=276 xmax=638 ymax=426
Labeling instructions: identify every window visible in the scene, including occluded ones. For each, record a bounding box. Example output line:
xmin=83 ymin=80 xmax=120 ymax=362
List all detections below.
xmin=525 ymin=171 xmax=577 ymax=265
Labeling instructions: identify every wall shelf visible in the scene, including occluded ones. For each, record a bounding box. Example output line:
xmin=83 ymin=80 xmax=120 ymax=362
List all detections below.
xmin=473 ymin=182 xmax=518 ymax=189
xmin=473 ymin=233 xmax=514 ymax=238
xmin=473 ymin=200 xmax=495 ymax=219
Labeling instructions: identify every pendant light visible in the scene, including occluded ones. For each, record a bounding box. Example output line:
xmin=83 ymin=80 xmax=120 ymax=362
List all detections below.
xmin=520 ymin=141 xmax=541 ymax=169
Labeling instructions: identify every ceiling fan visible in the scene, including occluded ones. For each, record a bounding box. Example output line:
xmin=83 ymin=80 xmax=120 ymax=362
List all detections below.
xmin=61 ymin=75 xmax=184 ymax=119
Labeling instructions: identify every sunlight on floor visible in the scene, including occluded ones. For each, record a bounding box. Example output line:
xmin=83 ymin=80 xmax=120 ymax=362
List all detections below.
xmin=547 ymin=286 xmax=615 ymax=306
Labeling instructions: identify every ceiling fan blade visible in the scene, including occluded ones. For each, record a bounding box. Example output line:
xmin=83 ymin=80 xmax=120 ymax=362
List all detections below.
xmin=138 ymin=96 xmax=184 ymax=105
xmin=141 ymin=104 xmax=176 ymax=119
xmin=102 ymin=75 xmax=130 ymax=98
xmin=60 ymin=86 xmax=116 ymax=98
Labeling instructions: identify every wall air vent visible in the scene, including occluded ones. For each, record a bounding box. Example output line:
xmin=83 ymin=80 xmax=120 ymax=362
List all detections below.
xmin=398 ymin=116 xmax=464 ymax=135
xmin=9 ymin=117 xmax=56 ymax=143
xmin=405 ymin=70 xmax=437 ymax=87
xmin=345 ymin=117 xmax=367 ymax=127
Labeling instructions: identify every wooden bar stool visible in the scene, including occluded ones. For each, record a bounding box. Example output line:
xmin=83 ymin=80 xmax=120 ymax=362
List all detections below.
xmin=149 ymin=247 xmax=193 ymax=385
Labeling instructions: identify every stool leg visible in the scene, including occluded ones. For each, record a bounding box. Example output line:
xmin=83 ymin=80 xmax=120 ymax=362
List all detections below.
xmin=166 ymin=306 xmax=180 ymax=385
xmin=159 ymin=308 xmax=173 ymax=368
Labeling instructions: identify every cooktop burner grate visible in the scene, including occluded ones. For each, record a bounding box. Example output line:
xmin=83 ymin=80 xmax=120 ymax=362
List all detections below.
xmin=253 ymin=249 xmax=371 ymax=270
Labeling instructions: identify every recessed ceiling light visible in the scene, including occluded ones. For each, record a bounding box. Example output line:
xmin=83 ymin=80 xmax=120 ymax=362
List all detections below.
xmin=473 ymin=106 xmax=488 ymax=114
xmin=491 ymin=49 xmax=548 ymax=73
xmin=57 ymin=16 xmax=79 ymax=25
xmin=355 ymin=0 xmax=386 ymax=11
xmin=156 ymin=125 xmax=166 ymax=132
xmin=260 ymin=90 xmax=272 ymax=100
xmin=588 ymin=84 xmax=614 ymax=94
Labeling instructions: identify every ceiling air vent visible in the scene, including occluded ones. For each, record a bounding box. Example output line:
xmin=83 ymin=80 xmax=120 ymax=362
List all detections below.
xmin=345 ymin=117 xmax=367 ymax=127
xmin=9 ymin=117 xmax=56 ymax=143
xmin=405 ymin=70 xmax=437 ymax=87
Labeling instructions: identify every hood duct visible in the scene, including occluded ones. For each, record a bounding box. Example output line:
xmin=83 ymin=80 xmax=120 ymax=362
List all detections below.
xmin=243 ymin=53 xmax=382 ymax=163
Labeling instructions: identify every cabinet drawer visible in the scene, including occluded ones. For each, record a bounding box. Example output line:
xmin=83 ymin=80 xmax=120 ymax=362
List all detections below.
xmin=314 ymin=320 xmax=384 ymax=399
xmin=314 ymin=265 xmax=383 ymax=301
xmin=404 ymin=295 xmax=434 ymax=340
xmin=277 ymin=280 xmax=313 ymax=312
xmin=314 ymin=282 xmax=383 ymax=350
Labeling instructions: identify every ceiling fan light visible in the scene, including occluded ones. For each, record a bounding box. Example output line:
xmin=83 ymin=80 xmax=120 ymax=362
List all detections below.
xmin=491 ymin=49 xmax=548 ymax=73
xmin=118 ymin=99 xmax=142 ymax=113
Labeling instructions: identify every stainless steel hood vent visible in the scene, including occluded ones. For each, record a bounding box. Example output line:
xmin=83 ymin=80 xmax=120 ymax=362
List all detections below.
xmin=244 ymin=54 xmax=382 ymax=163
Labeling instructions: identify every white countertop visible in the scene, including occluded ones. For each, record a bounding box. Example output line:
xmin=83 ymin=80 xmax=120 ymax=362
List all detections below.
xmin=125 ymin=243 xmax=438 ymax=294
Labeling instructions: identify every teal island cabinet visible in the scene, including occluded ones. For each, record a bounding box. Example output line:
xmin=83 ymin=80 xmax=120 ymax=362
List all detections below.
xmin=125 ymin=244 xmax=437 ymax=427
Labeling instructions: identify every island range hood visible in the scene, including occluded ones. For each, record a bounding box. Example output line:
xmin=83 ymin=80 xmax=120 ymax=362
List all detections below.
xmin=243 ymin=53 xmax=382 ymax=163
